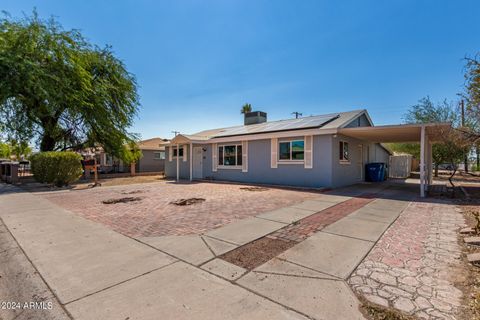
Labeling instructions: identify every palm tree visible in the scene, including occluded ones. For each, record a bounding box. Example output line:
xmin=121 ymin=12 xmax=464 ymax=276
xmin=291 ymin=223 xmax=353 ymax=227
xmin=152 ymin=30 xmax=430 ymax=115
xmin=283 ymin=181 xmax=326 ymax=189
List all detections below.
xmin=240 ymin=103 xmax=252 ymax=114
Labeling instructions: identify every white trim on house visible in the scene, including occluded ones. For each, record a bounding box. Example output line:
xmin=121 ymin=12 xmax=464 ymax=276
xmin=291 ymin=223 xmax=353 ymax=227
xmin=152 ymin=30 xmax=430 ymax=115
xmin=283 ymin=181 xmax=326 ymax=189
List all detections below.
xmin=212 ymin=143 xmax=218 ymax=172
xmin=277 ymin=160 xmax=304 ymax=165
xmin=271 ymin=138 xmax=278 ymax=168
xmin=176 ymin=143 xmax=180 ymax=181
xmin=217 ymin=165 xmax=242 ymax=170
xmin=189 ymin=143 xmax=193 ymax=181
xmin=182 ymin=144 xmax=187 ymax=162
xmin=304 ymin=135 xmax=313 ymax=169
xmin=242 ymin=140 xmax=248 ymax=172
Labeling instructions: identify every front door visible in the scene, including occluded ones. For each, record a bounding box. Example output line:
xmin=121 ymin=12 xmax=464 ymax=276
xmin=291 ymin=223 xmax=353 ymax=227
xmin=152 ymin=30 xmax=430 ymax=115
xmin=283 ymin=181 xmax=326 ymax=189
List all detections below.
xmin=192 ymin=147 xmax=203 ymax=179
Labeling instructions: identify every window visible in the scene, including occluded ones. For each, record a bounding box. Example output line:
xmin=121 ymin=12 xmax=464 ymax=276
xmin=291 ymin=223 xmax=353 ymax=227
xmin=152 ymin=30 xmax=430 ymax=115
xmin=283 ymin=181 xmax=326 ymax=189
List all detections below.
xmin=218 ymin=145 xmax=242 ymax=167
xmin=279 ymin=140 xmax=304 ymax=161
xmin=173 ymin=147 xmax=184 ymax=158
xmin=106 ymin=154 xmax=114 ymax=166
xmin=339 ymin=141 xmax=349 ymax=162
xmin=154 ymin=151 xmax=165 ymax=160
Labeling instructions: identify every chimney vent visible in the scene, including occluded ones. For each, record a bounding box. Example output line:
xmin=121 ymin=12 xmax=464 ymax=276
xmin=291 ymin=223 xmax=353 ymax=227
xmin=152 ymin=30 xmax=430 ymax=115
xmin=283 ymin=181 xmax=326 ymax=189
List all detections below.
xmin=244 ymin=111 xmax=267 ymax=125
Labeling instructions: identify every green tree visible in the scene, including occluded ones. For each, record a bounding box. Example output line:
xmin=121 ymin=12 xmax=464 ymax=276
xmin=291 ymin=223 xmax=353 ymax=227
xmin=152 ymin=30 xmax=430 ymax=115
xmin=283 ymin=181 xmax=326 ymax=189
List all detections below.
xmin=240 ymin=103 xmax=252 ymax=114
xmin=9 ymin=140 xmax=32 ymax=160
xmin=0 ymin=11 xmax=140 ymax=162
xmin=0 ymin=141 xmax=11 ymax=158
xmin=463 ymin=57 xmax=480 ymax=168
xmin=465 ymin=56 xmax=480 ymax=119
xmin=389 ymin=97 xmax=462 ymax=177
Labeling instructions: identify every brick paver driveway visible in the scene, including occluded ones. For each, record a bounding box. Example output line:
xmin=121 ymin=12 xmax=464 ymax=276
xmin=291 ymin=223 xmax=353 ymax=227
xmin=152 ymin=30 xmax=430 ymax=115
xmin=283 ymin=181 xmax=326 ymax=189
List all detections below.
xmin=40 ymin=181 xmax=319 ymax=238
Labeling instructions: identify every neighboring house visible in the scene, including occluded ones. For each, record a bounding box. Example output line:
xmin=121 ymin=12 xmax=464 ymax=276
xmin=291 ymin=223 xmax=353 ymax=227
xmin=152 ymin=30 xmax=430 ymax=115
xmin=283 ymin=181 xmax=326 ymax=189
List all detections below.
xmin=81 ymin=137 xmax=169 ymax=174
xmin=135 ymin=137 xmax=169 ymax=173
xmin=165 ymin=110 xmax=394 ymax=188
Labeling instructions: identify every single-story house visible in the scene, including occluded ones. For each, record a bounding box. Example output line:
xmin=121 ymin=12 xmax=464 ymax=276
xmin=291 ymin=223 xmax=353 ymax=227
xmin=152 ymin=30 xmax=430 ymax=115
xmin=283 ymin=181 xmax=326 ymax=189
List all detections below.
xmin=81 ymin=137 xmax=169 ymax=173
xmin=165 ymin=109 xmax=448 ymax=197
xmin=134 ymin=137 xmax=169 ymax=172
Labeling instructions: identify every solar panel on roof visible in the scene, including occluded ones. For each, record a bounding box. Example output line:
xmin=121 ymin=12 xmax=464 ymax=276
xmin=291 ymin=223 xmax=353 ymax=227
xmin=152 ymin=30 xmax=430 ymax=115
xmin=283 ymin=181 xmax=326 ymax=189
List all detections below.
xmin=213 ymin=114 xmax=339 ymax=138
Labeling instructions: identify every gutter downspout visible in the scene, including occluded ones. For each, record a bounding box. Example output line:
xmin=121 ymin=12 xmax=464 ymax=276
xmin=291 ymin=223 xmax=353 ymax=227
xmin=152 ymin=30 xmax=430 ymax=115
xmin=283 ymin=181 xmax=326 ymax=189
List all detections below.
xmin=420 ymin=126 xmax=425 ymax=198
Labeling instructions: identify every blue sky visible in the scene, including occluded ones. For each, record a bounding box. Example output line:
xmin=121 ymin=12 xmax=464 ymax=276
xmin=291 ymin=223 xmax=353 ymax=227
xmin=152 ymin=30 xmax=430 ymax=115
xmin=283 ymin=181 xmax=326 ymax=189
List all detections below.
xmin=3 ymin=1 xmax=480 ymax=140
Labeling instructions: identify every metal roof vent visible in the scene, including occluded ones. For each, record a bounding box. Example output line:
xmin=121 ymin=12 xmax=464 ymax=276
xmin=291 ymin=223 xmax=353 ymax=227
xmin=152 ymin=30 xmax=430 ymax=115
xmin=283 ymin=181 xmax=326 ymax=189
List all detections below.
xmin=244 ymin=111 xmax=267 ymax=125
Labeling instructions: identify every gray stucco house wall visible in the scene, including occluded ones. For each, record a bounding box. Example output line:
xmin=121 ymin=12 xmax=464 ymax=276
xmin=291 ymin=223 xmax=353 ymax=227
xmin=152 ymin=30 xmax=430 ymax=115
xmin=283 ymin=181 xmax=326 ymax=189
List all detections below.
xmin=200 ymin=136 xmax=333 ymax=188
xmin=165 ymin=147 xmax=191 ymax=179
xmin=137 ymin=150 xmax=165 ymax=172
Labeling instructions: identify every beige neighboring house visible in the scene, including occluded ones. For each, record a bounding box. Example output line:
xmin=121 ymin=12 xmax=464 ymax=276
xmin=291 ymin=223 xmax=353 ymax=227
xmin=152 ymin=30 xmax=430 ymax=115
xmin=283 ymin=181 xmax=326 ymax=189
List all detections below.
xmin=81 ymin=137 xmax=169 ymax=174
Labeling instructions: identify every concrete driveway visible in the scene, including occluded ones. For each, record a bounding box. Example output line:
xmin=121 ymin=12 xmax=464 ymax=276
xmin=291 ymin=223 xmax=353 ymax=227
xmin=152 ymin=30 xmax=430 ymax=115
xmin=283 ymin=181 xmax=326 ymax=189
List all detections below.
xmin=0 ymin=182 xmax=417 ymax=320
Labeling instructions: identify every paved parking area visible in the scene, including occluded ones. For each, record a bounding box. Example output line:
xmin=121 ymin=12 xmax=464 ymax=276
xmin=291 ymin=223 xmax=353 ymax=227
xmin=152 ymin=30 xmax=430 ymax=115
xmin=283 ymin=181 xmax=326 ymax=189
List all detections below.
xmin=39 ymin=182 xmax=319 ymax=237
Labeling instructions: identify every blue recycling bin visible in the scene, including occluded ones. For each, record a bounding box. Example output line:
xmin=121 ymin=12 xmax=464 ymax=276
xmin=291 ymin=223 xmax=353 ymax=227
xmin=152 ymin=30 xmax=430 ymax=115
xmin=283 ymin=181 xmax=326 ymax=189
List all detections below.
xmin=365 ymin=163 xmax=386 ymax=182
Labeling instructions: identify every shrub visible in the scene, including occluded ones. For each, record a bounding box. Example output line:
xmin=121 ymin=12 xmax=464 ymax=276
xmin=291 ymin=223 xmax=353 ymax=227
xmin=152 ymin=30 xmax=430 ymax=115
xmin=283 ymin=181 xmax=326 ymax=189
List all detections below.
xmin=30 ymin=151 xmax=83 ymax=187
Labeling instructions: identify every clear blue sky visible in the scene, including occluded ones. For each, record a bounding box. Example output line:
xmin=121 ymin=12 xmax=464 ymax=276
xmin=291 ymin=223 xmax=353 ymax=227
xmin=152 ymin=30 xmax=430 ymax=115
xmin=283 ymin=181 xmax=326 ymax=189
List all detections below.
xmin=3 ymin=1 xmax=480 ymax=140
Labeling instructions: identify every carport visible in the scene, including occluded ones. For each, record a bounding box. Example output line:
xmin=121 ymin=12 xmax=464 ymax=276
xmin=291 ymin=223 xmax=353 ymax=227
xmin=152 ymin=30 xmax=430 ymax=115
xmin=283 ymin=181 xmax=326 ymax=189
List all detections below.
xmin=339 ymin=123 xmax=450 ymax=197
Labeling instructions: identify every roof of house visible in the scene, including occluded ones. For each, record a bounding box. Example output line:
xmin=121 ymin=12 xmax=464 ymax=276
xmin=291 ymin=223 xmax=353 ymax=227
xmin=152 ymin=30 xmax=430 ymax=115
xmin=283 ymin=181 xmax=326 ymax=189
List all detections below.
xmin=138 ymin=137 xmax=169 ymax=150
xmin=179 ymin=109 xmax=369 ymax=141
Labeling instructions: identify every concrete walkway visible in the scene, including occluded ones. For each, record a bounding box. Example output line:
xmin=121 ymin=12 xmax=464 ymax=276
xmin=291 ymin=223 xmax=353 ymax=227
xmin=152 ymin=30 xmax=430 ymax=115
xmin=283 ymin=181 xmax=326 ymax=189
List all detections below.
xmin=0 ymin=182 xmax=414 ymax=320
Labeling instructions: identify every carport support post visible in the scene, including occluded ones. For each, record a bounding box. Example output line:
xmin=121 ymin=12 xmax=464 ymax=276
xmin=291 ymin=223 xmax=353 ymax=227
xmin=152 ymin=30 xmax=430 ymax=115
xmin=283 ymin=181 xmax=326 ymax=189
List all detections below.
xmin=176 ymin=143 xmax=179 ymax=182
xmin=427 ymin=140 xmax=433 ymax=186
xmin=420 ymin=125 xmax=426 ymax=197
xmin=189 ymin=143 xmax=193 ymax=181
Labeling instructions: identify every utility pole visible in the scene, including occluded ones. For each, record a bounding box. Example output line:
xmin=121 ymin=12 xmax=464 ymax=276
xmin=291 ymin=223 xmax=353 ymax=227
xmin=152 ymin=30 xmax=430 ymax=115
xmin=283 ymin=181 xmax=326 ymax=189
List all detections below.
xmin=461 ymin=100 xmax=469 ymax=173
xmin=171 ymin=130 xmax=180 ymax=136
xmin=291 ymin=111 xmax=303 ymax=119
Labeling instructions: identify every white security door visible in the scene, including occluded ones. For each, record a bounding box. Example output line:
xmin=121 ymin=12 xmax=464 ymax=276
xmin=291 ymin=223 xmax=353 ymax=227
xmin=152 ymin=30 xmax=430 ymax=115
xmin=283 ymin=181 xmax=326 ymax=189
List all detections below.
xmin=192 ymin=147 xmax=203 ymax=179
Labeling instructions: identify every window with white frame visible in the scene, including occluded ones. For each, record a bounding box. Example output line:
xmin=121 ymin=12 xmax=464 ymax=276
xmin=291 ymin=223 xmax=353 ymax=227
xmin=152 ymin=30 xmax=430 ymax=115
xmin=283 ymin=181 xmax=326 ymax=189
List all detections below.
xmin=279 ymin=140 xmax=304 ymax=161
xmin=173 ymin=147 xmax=184 ymax=158
xmin=339 ymin=141 xmax=349 ymax=162
xmin=154 ymin=151 xmax=165 ymax=160
xmin=218 ymin=145 xmax=242 ymax=166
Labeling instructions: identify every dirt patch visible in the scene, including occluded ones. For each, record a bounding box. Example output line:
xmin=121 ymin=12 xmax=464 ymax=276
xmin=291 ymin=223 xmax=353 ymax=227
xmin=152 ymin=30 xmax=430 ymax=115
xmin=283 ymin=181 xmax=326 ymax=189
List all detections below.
xmin=102 ymin=197 xmax=143 ymax=204
xmin=219 ymin=237 xmax=296 ymax=270
xmin=240 ymin=187 xmax=269 ymax=192
xmin=457 ymin=204 xmax=480 ymax=320
xmin=359 ymin=297 xmax=416 ymax=320
xmin=170 ymin=198 xmax=206 ymax=206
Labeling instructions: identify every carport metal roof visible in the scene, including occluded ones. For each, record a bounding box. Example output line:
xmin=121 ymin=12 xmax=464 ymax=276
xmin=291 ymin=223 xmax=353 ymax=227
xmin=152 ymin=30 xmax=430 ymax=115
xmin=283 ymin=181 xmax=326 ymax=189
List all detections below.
xmin=338 ymin=123 xmax=451 ymax=143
